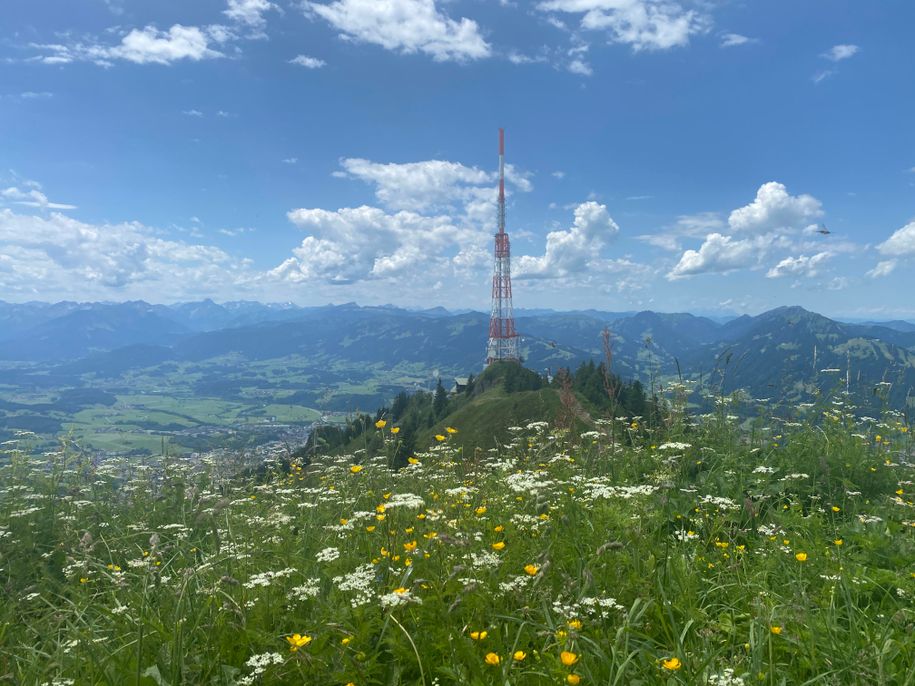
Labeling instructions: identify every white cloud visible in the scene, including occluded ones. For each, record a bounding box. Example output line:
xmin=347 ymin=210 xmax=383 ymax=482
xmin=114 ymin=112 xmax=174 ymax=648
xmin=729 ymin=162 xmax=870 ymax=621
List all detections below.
xmin=537 ymin=0 xmax=710 ymax=52
xmin=668 ymin=183 xmax=825 ymax=278
xmin=877 ymin=221 xmax=915 ymax=256
xmin=868 ymin=259 xmax=897 ymax=279
xmin=515 ymin=201 xmax=619 ymax=279
xmin=822 ymin=44 xmax=859 ymax=62
xmin=728 ymin=182 xmax=823 ymax=233
xmin=812 ymin=69 xmax=834 ymax=84
xmin=337 ymin=157 xmax=531 ymax=215
xmin=552 ymin=171 xmax=566 ymax=179
xmin=282 ymin=157 xmax=299 ymax=164
xmin=110 ymin=25 xmax=224 ymax=64
xmin=0 ymin=208 xmax=246 ymax=299
xmin=667 ymin=232 xmax=764 ymax=279
xmin=273 ymin=205 xmax=469 ymax=283
xmin=507 ymin=51 xmax=548 ymax=65
xmin=30 ymin=25 xmax=226 ymax=66
xmin=765 ymin=251 xmax=831 ymax=279
xmin=290 ymin=54 xmax=327 ymax=68
xmin=568 ymin=58 xmax=593 ymax=75
xmin=720 ymin=33 xmax=753 ymax=47
xmin=305 ymin=0 xmax=491 ymax=62
xmin=182 ymin=109 xmax=204 ymax=117
xmin=1 ymin=186 xmax=76 ymax=211
xmin=636 ymin=212 xmax=723 ymax=252
xmin=224 ymin=0 xmax=278 ymax=30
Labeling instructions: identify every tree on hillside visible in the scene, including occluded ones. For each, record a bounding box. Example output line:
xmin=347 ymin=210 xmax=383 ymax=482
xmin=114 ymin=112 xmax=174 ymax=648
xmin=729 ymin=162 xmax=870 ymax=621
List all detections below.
xmin=433 ymin=378 xmax=447 ymax=418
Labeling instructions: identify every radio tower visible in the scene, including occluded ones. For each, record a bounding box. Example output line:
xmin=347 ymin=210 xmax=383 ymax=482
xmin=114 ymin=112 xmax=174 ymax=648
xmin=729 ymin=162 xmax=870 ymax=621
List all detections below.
xmin=486 ymin=128 xmax=519 ymax=365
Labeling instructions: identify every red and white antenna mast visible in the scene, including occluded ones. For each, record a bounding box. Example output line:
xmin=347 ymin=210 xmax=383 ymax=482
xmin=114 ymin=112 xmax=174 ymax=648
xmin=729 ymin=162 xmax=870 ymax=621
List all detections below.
xmin=486 ymin=128 xmax=519 ymax=365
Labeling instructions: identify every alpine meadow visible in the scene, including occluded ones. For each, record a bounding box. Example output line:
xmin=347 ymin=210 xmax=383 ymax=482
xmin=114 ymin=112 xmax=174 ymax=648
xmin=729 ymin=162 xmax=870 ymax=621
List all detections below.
xmin=3 ymin=1 xmax=915 ymax=685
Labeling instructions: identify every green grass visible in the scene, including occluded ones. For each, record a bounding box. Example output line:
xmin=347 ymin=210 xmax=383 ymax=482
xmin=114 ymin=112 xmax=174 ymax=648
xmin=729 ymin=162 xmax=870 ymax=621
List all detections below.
xmin=1 ymin=399 xmax=914 ymax=685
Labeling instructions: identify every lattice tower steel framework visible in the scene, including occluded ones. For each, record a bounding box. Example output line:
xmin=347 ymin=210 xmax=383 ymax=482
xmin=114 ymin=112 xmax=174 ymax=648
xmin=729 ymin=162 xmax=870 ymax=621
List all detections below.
xmin=486 ymin=128 xmax=520 ymax=365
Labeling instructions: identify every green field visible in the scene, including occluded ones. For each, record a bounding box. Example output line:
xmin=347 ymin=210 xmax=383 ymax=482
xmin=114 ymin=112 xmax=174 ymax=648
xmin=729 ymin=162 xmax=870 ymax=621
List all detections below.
xmin=0 ymin=354 xmax=453 ymax=454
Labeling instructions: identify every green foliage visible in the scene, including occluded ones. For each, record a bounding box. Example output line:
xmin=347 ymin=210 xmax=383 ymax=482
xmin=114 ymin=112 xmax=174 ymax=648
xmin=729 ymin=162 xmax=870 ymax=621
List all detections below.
xmin=2 ymin=400 xmax=914 ymax=685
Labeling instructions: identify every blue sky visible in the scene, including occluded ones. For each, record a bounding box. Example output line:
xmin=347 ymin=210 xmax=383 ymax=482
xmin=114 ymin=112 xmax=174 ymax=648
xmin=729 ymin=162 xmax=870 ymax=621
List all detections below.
xmin=1 ymin=0 xmax=914 ymax=318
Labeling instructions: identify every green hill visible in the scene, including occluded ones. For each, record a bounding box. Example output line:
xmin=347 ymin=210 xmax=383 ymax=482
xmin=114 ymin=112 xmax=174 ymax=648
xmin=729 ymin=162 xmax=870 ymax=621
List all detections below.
xmin=305 ymin=360 xmax=651 ymax=461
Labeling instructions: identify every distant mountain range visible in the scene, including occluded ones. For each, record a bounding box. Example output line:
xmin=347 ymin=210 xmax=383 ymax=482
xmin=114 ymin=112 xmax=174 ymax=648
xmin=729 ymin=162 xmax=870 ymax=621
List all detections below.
xmin=2 ymin=299 xmax=915 ymax=409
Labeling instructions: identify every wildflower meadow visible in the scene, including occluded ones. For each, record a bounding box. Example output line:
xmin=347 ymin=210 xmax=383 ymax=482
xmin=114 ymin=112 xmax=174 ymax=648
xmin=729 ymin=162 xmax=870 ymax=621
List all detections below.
xmin=1 ymin=396 xmax=914 ymax=685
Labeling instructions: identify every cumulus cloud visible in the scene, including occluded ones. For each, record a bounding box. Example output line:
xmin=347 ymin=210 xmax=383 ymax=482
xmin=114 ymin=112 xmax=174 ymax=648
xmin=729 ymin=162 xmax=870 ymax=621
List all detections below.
xmin=727 ymin=182 xmax=823 ymax=233
xmin=668 ymin=233 xmax=765 ymax=280
xmin=766 ymin=252 xmax=831 ymax=279
xmin=868 ymin=259 xmax=897 ymax=279
xmin=272 ymin=205 xmax=468 ymax=283
xmin=224 ymin=0 xmax=278 ymax=31
xmin=0 ymin=208 xmax=246 ymax=299
xmin=877 ymin=221 xmax=915 ymax=256
xmin=822 ymin=44 xmax=859 ymax=62
xmin=515 ymin=201 xmax=619 ymax=279
xmin=537 ymin=0 xmax=710 ymax=52
xmin=667 ymin=182 xmax=831 ymax=279
xmin=29 ymin=24 xmax=227 ymax=66
xmin=636 ymin=212 xmax=724 ymax=252
xmin=304 ymin=0 xmax=491 ymax=62
xmin=290 ymin=54 xmax=327 ymax=68
xmin=336 ymin=157 xmax=531 ymax=221
xmin=568 ymin=58 xmax=593 ymax=75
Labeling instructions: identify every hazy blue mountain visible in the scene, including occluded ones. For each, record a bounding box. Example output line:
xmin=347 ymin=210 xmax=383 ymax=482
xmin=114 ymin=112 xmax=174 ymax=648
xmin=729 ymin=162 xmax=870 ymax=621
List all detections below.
xmin=0 ymin=302 xmax=190 ymax=361
xmin=163 ymin=299 xmax=307 ymax=331
xmin=0 ymin=300 xmax=85 ymax=341
xmin=3 ymin=300 xmax=915 ymax=411
xmin=690 ymin=306 xmax=915 ymax=406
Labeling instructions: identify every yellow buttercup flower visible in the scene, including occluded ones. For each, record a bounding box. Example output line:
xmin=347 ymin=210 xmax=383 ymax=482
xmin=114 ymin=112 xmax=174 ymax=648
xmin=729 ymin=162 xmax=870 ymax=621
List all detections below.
xmin=831 ymin=506 xmax=840 ymax=512
xmin=341 ymin=636 xmax=352 ymax=645
xmin=770 ymin=626 xmax=782 ymax=635
xmin=484 ymin=652 xmax=501 ymax=665
xmin=491 ymin=541 xmax=506 ymax=551
xmin=366 ymin=525 xmax=376 ymax=532
xmin=470 ymin=630 xmax=488 ymax=640
xmin=408 ymin=457 xmax=420 ymax=465
xmin=560 ymin=651 xmax=579 ymax=666
xmin=434 ymin=434 xmax=446 ymax=442
xmin=390 ymin=426 xmax=400 ymax=434
xmin=834 ymin=538 xmax=843 ymax=546
xmin=494 ymin=525 xmax=504 ymax=532
xmin=661 ymin=657 xmax=682 ymax=670
xmin=446 ymin=426 xmax=458 ymax=434
xmin=403 ymin=540 xmax=417 ymax=553
xmin=567 ymin=619 xmax=582 ymax=630
xmin=795 ymin=552 xmax=808 ymax=562
xmin=523 ymin=564 xmax=539 ymax=576
xmin=566 ymin=675 xmax=581 ymax=685
xmin=513 ymin=650 xmax=527 ymax=661
xmin=475 ymin=506 xmax=487 ymax=516
xmin=349 ymin=465 xmax=363 ymax=474
xmin=375 ymin=419 xmax=386 ymax=429
xmin=286 ymin=633 xmax=312 ymax=652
